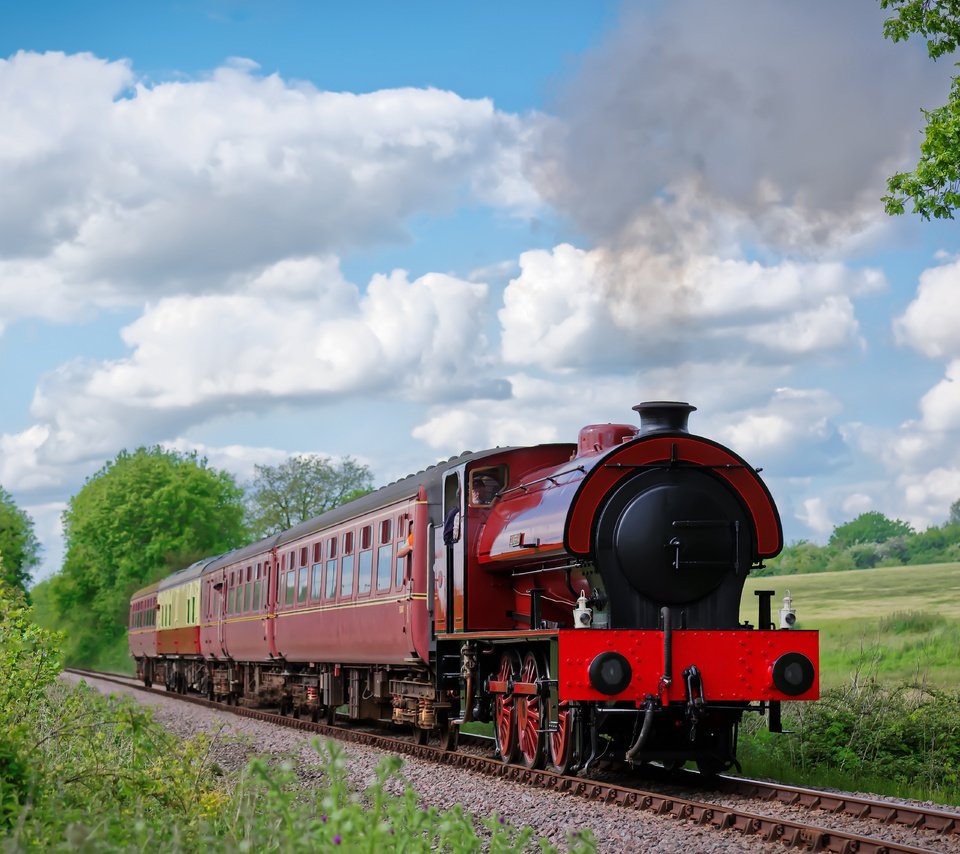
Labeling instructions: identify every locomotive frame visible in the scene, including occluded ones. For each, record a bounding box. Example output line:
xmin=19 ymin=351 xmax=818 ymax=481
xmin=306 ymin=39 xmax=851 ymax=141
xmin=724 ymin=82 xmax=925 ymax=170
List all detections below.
xmin=129 ymin=402 xmax=818 ymax=774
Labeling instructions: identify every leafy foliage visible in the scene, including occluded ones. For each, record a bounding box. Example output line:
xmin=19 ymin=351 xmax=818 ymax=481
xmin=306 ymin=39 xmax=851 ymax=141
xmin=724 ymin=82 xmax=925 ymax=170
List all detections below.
xmin=741 ymin=673 xmax=960 ymax=803
xmin=51 ymin=447 xmax=248 ymax=665
xmin=246 ymin=454 xmax=373 ymax=538
xmin=758 ymin=507 xmax=960 ymax=575
xmin=828 ymin=511 xmax=914 ymax=548
xmin=0 ymin=579 xmax=63 ymax=828
xmin=880 ymin=0 xmax=960 ymax=219
xmin=0 ymin=485 xmax=40 ymax=594
xmin=0 ymin=590 xmax=595 ymax=850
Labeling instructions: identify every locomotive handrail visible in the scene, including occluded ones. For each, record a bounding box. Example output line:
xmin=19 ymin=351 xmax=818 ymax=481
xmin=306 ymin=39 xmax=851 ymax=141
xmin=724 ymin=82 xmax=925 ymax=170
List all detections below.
xmin=496 ymin=465 xmax=587 ymax=496
xmin=604 ymin=462 xmax=754 ymax=470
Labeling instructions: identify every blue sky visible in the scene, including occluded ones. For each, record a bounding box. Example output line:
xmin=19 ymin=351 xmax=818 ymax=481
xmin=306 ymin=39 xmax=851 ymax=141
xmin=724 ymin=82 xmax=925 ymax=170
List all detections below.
xmin=2 ymin=1 xmax=959 ymax=584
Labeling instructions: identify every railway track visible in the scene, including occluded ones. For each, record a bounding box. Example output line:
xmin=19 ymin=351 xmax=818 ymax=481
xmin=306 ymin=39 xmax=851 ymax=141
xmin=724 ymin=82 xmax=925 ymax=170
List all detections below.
xmin=66 ymin=668 xmax=957 ymax=853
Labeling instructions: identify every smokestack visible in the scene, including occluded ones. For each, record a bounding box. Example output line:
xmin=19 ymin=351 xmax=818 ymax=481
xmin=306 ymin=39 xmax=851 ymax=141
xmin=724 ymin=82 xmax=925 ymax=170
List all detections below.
xmin=632 ymin=401 xmax=696 ymax=434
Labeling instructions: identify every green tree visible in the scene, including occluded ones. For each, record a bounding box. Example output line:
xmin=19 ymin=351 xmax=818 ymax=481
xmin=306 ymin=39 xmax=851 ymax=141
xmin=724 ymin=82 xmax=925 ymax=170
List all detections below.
xmin=53 ymin=447 xmax=248 ymax=664
xmin=880 ymin=0 xmax=960 ymax=219
xmin=246 ymin=455 xmax=373 ymax=538
xmin=829 ymin=511 xmax=915 ymax=549
xmin=948 ymin=496 xmax=960 ymax=525
xmin=0 ymin=486 xmax=40 ymax=594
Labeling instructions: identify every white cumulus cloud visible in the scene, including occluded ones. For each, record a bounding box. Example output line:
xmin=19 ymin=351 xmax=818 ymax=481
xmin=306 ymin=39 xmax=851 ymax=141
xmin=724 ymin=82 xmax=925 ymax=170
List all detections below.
xmin=499 ymin=244 xmax=880 ymax=371
xmin=894 ymin=257 xmax=960 ymax=359
xmin=17 ymin=259 xmax=497 ymax=471
xmin=0 ymin=51 xmax=541 ymax=329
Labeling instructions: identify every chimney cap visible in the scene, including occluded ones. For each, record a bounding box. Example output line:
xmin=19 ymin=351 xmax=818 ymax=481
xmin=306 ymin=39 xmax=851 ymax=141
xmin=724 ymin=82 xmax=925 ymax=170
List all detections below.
xmin=632 ymin=401 xmax=696 ymax=434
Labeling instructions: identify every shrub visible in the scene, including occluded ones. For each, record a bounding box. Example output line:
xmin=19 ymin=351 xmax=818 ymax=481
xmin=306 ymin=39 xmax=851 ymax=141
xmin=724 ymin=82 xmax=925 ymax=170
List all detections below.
xmin=740 ymin=672 xmax=960 ymax=803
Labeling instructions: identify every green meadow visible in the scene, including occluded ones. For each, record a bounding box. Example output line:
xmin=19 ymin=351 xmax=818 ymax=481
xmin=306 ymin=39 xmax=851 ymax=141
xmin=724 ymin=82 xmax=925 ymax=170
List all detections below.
xmin=742 ymin=562 xmax=960 ymax=688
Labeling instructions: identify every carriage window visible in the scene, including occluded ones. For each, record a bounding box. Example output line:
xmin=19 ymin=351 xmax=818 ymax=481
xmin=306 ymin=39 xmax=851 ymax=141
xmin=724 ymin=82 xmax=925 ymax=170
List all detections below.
xmin=285 ymin=571 xmax=295 ymax=605
xmin=300 ymin=546 xmax=308 ymax=568
xmin=253 ymin=579 xmax=262 ymax=611
xmin=340 ymin=554 xmax=355 ymax=597
xmin=247 ymin=565 xmax=252 ymax=582
xmin=380 ymin=519 xmax=392 ymax=544
xmin=289 ymin=550 xmax=296 ymax=569
xmin=243 ymin=581 xmax=251 ymax=612
xmin=325 ymin=557 xmax=337 ymax=598
xmin=227 ymin=586 xmax=235 ymax=615
xmin=328 ymin=536 xmax=337 ymax=559
xmin=343 ymin=531 xmax=354 ymax=554
xmin=361 ymin=525 xmax=372 ymax=550
xmin=377 ymin=543 xmax=393 ymax=591
xmin=311 ymin=563 xmax=323 ymax=600
xmin=297 ymin=566 xmax=308 ymax=602
xmin=314 ymin=542 xmax=322 ymax=563
xmin=358 ymin=548 xmax=373 ymax=594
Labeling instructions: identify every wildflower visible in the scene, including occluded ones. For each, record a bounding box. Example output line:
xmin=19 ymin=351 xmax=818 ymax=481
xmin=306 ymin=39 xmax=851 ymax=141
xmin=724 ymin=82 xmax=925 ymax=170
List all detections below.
xmin=334 ymin=834 xmax=342 ymax=845
xmin=321 ymin=815 xmax=328 ymax=823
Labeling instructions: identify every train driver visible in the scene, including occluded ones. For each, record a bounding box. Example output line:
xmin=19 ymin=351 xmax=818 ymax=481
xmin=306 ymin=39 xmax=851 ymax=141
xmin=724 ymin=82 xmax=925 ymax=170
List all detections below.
xmin=470 ymin=472 xmax=501 ymax=505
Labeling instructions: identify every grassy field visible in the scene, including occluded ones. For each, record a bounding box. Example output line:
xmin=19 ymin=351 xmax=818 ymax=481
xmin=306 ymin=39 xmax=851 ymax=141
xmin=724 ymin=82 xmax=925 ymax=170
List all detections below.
xmin=742 ymin=562 xmax=960 ymax=687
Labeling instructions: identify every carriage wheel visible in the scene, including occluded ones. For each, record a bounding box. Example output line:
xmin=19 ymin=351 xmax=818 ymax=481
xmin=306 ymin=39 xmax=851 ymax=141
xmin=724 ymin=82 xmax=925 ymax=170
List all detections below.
xmin=414 ymin=726 xmax=429 ymax=745
xmin=549 ymin=700 xmax=574 ymax=774
xmin=493 ymin=651 xmax=520 ymax=764
xmin=516 ymin=652 xmax=546 ymax=769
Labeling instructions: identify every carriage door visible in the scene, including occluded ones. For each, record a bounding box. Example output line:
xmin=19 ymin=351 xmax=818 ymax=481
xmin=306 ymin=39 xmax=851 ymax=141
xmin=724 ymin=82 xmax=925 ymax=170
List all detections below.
xmin=434 ymin=470 xmax=465 ymax=633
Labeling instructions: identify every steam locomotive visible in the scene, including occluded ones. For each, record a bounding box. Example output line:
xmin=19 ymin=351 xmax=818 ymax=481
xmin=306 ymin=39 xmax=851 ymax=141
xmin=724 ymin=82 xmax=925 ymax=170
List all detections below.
xmin=129 ymin=402 xmax=818 ymax=774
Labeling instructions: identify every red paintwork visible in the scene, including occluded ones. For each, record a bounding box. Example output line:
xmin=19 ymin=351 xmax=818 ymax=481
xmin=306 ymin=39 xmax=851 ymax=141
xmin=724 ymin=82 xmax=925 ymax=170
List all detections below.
xmin=198 ymin=495 xmax=426 ymax=667
xmin=466 ymin=445 xmax=581 ymax=632
xmin=557 ymin=629 xmax=819 ymax=702
xmin=566 ymin=435 xmax=782 ymax=559
xmin=476 ymin=448 xmax=584 ymax=567
xmin=200 ymin=551 xmax=275 ymax=663
xmin=127 ymin=589 xmax=157 ymax=659
xmin=409 ymin=486 xmax=431 ymax=660
xmin=273 ymin=598 xmax=414 ymax=664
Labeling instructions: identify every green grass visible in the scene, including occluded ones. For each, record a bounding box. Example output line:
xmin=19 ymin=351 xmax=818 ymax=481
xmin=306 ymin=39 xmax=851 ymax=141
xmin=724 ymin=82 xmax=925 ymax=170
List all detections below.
xmin=743 ymin=561 xmax=960 ymax=688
